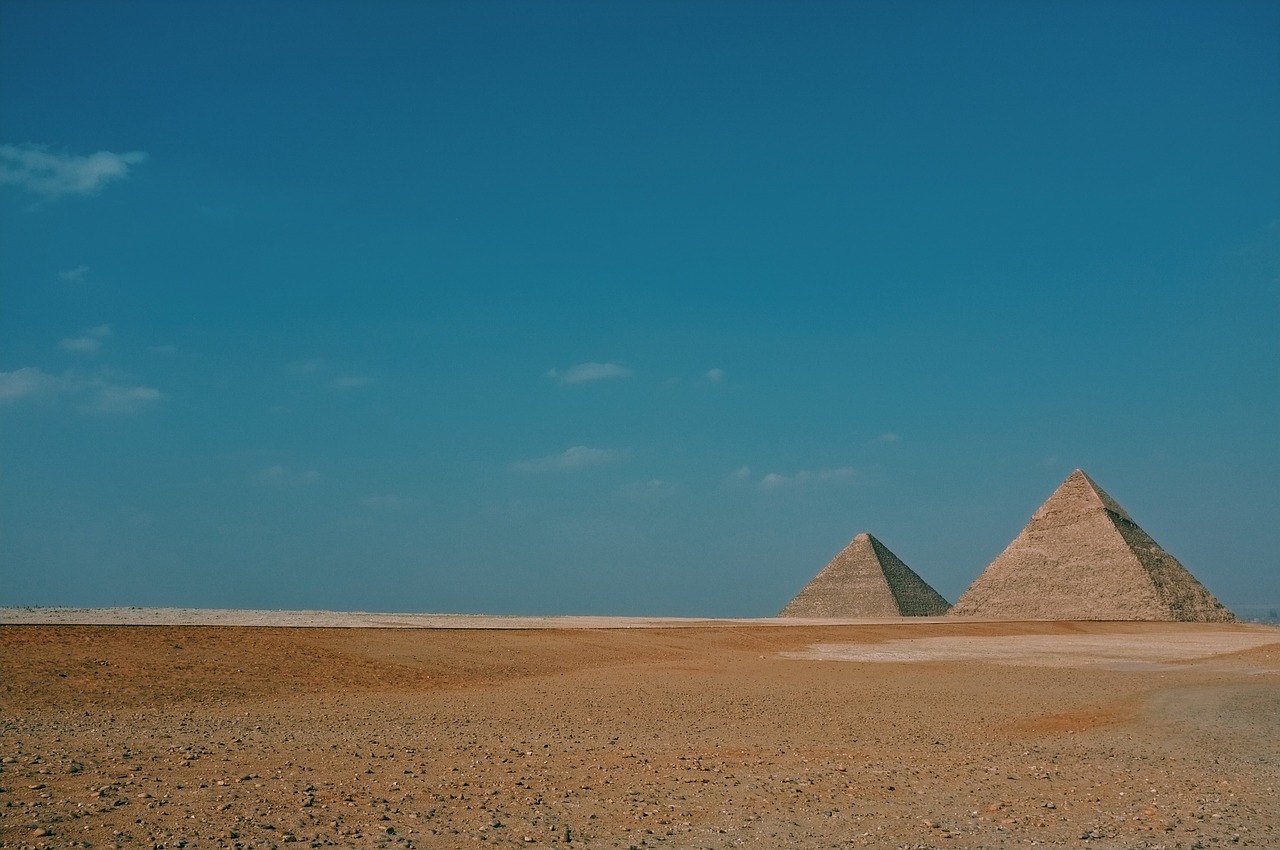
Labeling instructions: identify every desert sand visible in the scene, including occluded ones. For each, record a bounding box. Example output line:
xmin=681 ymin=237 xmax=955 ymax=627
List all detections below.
xmin=2 ymin=613 xmax=1277 ymax=849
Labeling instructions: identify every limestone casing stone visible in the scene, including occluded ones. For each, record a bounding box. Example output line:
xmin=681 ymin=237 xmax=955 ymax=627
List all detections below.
xmin=949 ymin=469 xmax=1233 ymax=621
xmin=780 ymin=532 xmax=951 ymax=618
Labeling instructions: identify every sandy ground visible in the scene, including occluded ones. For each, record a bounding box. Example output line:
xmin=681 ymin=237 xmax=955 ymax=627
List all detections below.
xmin=2 ymin=615 xmax=1277 ymax=850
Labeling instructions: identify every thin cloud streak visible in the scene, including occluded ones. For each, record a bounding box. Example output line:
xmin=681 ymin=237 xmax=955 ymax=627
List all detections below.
xmin=287 ymin=358 xmax=326 ymax=375
xmin=255 ymin=465 xmax=321 ymax=487
xmin=546 ymin=362 xmax=632 ymax=384
xmin=756 ymin=467 xmax=856 ymax=490
xmin=618 ymin=478 xmax=681 ymax=499
xmin=328 ymin=374 xmax=371 ymax=390
xmin=510 ymin=445 xmax=620 ymax=473
xmin=82 ymin=383 xmax=161 ymax=414
xmin=0 ymin=366 xmax=160 ymax=414
xmin=0 ymin=144 xmax=147 ymax=199
xmin=0 ymin=367 xmax=65 ymax=403
xmin=59 ymin=336 xmax=103 ymax=353
xmin=58 ymin=265 xmax=90 ymax=283
xmin=59 ymin=324 xmax=112 ymax=354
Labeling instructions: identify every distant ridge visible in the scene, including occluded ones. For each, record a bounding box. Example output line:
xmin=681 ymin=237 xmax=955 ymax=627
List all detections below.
xmin=950 ymin=470 xmax=1234 ymax=621
xmin=780 ymin=533 xmax=951 ymax=617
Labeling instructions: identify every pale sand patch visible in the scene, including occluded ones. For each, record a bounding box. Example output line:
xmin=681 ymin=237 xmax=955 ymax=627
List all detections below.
xmin=785 ymin=632 xmax=1280 ymax=670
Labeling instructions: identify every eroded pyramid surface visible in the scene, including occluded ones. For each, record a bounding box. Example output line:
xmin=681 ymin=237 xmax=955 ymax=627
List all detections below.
xmin=780 ymin=533 xmax=951 ymax=617
xmin=950 ymin=470 xmax=1233 ymax=621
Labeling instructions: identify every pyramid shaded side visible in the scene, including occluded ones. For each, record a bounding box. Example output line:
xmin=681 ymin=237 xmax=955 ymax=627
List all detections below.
xmin=950 ymin=470 xmax=1234 ymax=621
xmin=780 ymin=533 xmax=950 ymax=618
xmin=1105 ymin=512 xmax=1234 ymax=622
xmin=867 ymin=536 xmax=952 ymax=616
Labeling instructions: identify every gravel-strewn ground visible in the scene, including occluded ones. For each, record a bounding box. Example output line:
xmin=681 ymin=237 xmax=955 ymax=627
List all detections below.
xmin=2 ymin=620 xmax=1277 ymax=849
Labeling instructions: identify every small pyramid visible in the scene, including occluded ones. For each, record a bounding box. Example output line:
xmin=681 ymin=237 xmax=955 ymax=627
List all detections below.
xmin=780 ymin=532 xmax=951 ymax=617
xmin=950 ymin=470 xmax=1234 ymax=621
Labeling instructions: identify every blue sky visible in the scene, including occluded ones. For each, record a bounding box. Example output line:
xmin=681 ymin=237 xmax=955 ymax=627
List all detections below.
xmin=2 ymin=0 xmax=1277 ymax=616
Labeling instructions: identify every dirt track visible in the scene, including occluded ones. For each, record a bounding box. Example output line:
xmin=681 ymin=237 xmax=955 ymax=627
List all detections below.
xmin=2 ymin=620 xmax=1277 ymax=849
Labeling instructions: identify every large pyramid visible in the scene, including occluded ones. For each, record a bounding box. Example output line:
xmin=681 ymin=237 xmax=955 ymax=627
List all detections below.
xmin=780 ymin=532 xmax=951 ymax=617
xmin=950 ymin=469 xmax=1234 ymax=621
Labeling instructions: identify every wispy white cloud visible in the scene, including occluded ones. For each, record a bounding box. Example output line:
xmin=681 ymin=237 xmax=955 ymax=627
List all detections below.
xmin=0 ymin=366 xmax=160 ymax=414
xmin=618 ymin=478 xmax=681 ymax=499
xmin=82 ymin=382 xmax=161 ymax=414
xmin=875 ymin=432 xmax=900 ymax=443
xmin=665 ymin=368 xmax=725 ymax=390
xmin=510 ymin=445 xmax=621 ymax=473
xmin=58 ymin=265 xmax=90 ymax=283
xmin=59 ymin=338 xmax=100 ymax=353
xmin=546 ymin=362 xmax=632 ymax=384
xmin=59 ymin=324 xmax=112 ymax=354
xmin=255 ymin=465 xmax=321 ymax=487
xmin=727 ymin=465 xmax=752 ymax=483
xmin=328 ymin=374 xmax=370 ymax=390
xmin=287 ymin=358 xmax=326 ymax=375
xmin=286 ymin=358 xmax=371 ymax=391
xmin=756 ymin=466 xmax=856 ymax=490
xmin=0 ymin=144 xmax=147 ymax=199
xmin=0 ymin=367 xmax=66 ymax=403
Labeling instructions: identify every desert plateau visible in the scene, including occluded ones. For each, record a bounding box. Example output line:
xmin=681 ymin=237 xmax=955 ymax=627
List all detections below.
xmin=2 ymin=615 xmax=1278 ymax=850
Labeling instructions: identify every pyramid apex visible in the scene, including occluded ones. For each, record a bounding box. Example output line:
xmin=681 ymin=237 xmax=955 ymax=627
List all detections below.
xmin=1065 ymin=470 xmax=1133 ymax=521
xmin=1027 ymin=468 xmax=1132 ymax=525
xmin=1064 ymin=468 xmax=1099 ymax=489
